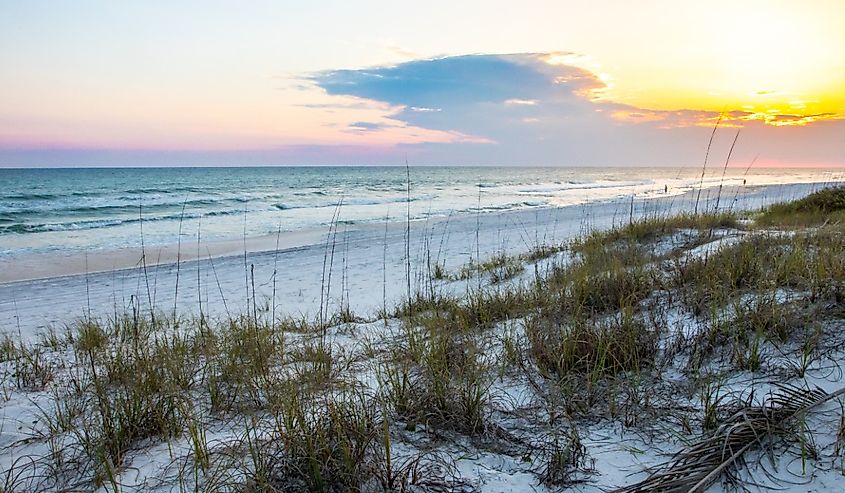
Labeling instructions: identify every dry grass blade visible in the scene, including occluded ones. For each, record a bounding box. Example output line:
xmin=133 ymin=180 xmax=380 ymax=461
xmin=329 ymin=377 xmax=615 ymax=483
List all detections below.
xmin=614 ymin=384 xmax=845 ymax=493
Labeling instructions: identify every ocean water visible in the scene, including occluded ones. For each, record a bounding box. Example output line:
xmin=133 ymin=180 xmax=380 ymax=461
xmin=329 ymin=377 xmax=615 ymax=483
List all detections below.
xmin=0 ymin=166 xmax=841 ymax=258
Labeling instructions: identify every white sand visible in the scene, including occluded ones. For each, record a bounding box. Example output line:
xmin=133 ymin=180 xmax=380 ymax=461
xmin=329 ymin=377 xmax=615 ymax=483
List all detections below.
xmin=0 ymin=181 xmax=844 ymax=492
xmin=0 ymin=182 xmax=827 ymax=339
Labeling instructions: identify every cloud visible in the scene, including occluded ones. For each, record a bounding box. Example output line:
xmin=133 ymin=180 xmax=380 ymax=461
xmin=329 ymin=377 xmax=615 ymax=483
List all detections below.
xmin=308 ymin=53 xmax=844 ymax=166
xmin=313 ymin=53 xmax=617 ymax=146
xmin=348 ymin=121 xmax=392 ymax=131
xmin=3 ymin=53 xmax=841 ymax=167
xmin=316 ymin=54 xmax=564 ymax=109
xmin=310 ymin=54 xmax=705 ymax=164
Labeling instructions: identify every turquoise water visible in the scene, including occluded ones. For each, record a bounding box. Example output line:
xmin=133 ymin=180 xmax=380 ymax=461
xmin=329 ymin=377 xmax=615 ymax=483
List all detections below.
xmin=0 ymin=166 xmax=841 ymax=257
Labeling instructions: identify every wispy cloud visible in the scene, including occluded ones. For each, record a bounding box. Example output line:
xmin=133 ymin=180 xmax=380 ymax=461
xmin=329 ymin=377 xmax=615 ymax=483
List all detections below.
xmin=348 ymin=121 xmax=392 ymax=131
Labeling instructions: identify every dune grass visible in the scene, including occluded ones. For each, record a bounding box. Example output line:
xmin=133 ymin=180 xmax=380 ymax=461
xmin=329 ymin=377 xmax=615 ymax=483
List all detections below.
xmin=758 ymin=185 xmax=845 ymax=227
xmin=2 ymin=186 xmax=845 ymax=491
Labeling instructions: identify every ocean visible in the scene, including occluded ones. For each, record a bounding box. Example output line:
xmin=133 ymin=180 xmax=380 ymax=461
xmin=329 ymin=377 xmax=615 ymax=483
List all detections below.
xmin=1 ymin=166 xmax=841 ymax=259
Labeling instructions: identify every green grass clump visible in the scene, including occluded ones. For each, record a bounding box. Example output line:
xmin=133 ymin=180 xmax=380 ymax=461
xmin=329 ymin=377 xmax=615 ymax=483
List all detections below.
xmin=16 ymin=311 xmax=376 ymax=491
xmin=523 ymin=243 xmax=567 ymax=262
xmin=563 ymin=262 xmax=653 ymax=315
xmin=727 ymin=296 xmax=810 ymax=344
xmin=677 ymin=229 xmax=845 ymax=313
xmin=243 ymin=387 xmax=382 ymax=492
xmin=758 ymin=186 xmax=845 ymax=227
xmin=398 ymin=286 xmax=535 ymax=331
xmin=552 ymin=237 xmax=655 ymax=316
xmin=382 ymin=317 xmax=490 ymax=435
xmin=574 ymin=212 xmax=739 ymax=254
xmin=527 ymin=311 xmax=657 ymax=381
xmin=690 ymin=296 xmax=815 ymax=372
xmin=208 ymin=317 xmax=285 ymax=411
xmin=455 ymin=252 xmax=524 ymax=283
xmin=676 ymin=238 xmax=770 ymax=313
xmin=11 ymin=344 xmax=54 ymax=390
xmin=73 ymin=325 xmax=196 ymax=485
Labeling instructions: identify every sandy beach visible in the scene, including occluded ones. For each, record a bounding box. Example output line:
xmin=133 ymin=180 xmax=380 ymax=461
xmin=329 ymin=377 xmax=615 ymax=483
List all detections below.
xmin=0 ymin=181 xmax=822 ymax=338
xmin=4 ymin=2 xmax=845 ymax=490
xmin=2 ymin=181 xmax=845 ymax=492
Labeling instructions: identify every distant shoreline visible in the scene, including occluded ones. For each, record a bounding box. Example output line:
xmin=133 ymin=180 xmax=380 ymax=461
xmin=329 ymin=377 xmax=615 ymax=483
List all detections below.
xmin=3 ymin=164 xmax=845 ymax=170
xmin=3 ymin=167 xmax=840 ymax=276
xmin=0 ymin=182 xmax=761 ymax=285
xmin=0 ymin=180 xmax=831 ymax=338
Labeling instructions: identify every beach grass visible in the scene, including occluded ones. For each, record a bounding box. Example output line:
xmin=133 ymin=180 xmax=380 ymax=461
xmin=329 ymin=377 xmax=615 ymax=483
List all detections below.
xmin=2 ymin=186 xmax=845 ymax=491
xmin=757 ymin=185 xmax=845 ymax=227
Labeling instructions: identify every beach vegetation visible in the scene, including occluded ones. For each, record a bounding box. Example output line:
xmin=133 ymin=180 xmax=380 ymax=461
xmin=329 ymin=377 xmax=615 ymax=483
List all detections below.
xmin=3 ymin=186 xmax=845 ymax=491
xmin=757 ymin=185 xmax=845 ymax=227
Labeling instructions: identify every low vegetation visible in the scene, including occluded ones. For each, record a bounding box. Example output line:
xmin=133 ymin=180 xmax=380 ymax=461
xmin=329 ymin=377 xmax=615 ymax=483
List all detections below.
xmin=2 ymin=187 xmax=845 ymax=491
xmin=758 ymin=185 xmax=845 ymax=227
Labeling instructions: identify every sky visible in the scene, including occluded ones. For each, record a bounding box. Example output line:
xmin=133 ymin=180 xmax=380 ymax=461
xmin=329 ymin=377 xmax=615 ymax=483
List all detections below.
xmin=1 ymin=0 xmax=844 ymax=167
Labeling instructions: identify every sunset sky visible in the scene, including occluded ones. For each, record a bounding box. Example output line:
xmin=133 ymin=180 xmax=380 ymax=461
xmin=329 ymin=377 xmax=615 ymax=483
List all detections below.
xmin=2 ymin=0 xmax=844 ymax=167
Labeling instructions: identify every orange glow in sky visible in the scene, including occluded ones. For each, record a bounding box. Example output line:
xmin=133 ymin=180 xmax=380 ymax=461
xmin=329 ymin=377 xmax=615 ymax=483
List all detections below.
xmin=1 ymin=0 xmax=843 ymax=166
xmin=557 ymin=2 xmax=845 ymax=127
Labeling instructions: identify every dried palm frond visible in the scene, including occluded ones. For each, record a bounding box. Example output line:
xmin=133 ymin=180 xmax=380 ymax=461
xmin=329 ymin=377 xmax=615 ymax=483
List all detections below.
xmin=614 ymin=384 xmax=845 ymax=493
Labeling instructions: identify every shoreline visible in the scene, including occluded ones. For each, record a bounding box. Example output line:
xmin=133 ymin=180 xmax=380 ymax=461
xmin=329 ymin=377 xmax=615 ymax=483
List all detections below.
xmin=0 ymin=227 xmax=330 ymax=285
xmin=0 ymin=180 xmax=831 ymax=340
xmin=0 ymin=181 xmax=816 ymax=285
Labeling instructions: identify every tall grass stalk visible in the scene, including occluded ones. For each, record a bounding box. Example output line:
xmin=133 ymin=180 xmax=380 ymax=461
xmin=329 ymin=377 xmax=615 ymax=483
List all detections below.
xmin=694 ymin=113 xmax=723 ymax=214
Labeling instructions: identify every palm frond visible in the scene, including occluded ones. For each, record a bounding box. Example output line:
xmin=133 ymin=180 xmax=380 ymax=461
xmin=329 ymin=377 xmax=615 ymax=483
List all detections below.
xmin=614 ymin=384 xmax=845 ymax=493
